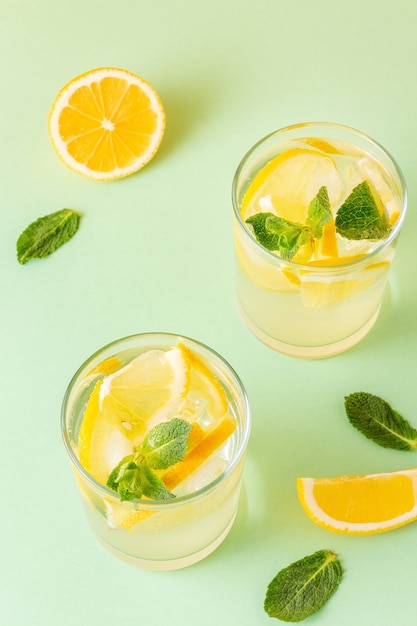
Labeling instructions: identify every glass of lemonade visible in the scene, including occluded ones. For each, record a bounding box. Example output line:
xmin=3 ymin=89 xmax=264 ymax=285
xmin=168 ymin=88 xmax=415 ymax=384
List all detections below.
xmin=62 ymin=333 xmax=250 ymax=570
xmin=232 ymin=122 xmax=407 ymax=358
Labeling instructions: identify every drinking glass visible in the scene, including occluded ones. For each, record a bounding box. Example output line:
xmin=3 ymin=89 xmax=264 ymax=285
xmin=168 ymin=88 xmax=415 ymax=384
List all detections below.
xmin=62 ymin=332 xmax=251 ymax=570
xmin=232 ymin=122 xmax=407 ymax=358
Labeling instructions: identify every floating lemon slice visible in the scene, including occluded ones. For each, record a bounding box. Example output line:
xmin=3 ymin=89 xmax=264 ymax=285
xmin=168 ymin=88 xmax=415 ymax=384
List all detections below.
xmin=300 ymin=260 xmax=390 ymax=307
xmin=48 ymin=67 xmax=165 ymax=181
xmin=241 ymin=147 xmax=341 ymax=224
xmin=298 ymin=467 xmax=417 ymax=535
xmin=237 ymin=147 xmax=342 ymax=289
xmin=78 ymin=347 xmax=190 ymax=483
xmin=177 ymin=342 xmax=228 ymax=424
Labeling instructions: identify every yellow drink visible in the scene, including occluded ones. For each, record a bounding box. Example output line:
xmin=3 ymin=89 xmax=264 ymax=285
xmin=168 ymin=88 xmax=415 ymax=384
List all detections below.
xmin=62 ymin=333 xmax=250 ymax=570
xmin=232 ymin=123 xmax=407 ymax=358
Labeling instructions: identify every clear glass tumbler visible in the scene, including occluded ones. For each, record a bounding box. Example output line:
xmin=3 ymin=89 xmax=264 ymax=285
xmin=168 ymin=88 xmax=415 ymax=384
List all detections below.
xmin=232 ymin=122 xmax=407 ymax=358
xmin=62 ymin=332 xmax=250 ymax=570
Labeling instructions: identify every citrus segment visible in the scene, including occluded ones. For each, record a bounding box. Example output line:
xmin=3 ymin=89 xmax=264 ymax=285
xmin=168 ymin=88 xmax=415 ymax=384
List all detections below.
xmin=48 ymin=67 xmax=165 ymax=181
xmin=297 ymin=468 xmax=417 ymax=534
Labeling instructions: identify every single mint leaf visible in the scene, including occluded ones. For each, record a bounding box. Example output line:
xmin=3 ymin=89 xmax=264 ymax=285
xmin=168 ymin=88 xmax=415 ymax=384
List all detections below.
xmin=141 ymin=418 xmax=192 ymax=470
xmin=265 ymin=216 xmax=311 ymax=261
xmin=107 ymin=459 xmax=144 ymax=501
xmin=335 ymin=181 xmax=389 ymax=240
xmin=245 ymin=212 xmax=281 ymax=251
xmin=106 ymin=454 xmax=135 ymax=492
xmin=264 ymin=549 xmax=343 ymax=622
xmin=140 ymin=465 xmax=175 ymax=500
xmin=344 ymin=392 xmax=417 ymax=451
xmin=17 ymin=208 xmax=81 ymax=264
xmin=106 ymin=456 xmax=174 ymax=501
xmin=306 ymin=186 xmax=332 ymax=239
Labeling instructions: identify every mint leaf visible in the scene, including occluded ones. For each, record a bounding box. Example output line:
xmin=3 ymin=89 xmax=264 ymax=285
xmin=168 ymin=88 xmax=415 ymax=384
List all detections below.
xmin=107 ymin=454 xmax=135 ymax=492
xmin=245 ymin=212 xmax=311 ymax=261
xmin=306 ymin=186 xmax=331 ymax=238
xmin=245 ymin=212 xmax=282 ymax=251
xmin=344 ymin=392 xmax=417 ymax=451
xmin=140 ymin=465 xmax=175 ymax=500
xmin=106 ymin=456 xmax=174 ymax=501
xmin=17 ymin=208 xmax=81 ymax=264
xmin=141 ymin=418 xmax=192 ymax=470
xmin=265 ymin=216 xmax=311 ymax=261
xmin=264 ymin=549 xmax=343 ymax=622
xmin=335 ymin=181 xmax=389 ymax=240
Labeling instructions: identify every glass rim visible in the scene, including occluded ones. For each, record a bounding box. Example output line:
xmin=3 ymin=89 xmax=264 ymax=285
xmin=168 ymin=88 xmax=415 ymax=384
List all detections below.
xmin=231 ymin=121 xmax=408 ymax=272
xmin=61 ymin=331 xmax=251 ymax=509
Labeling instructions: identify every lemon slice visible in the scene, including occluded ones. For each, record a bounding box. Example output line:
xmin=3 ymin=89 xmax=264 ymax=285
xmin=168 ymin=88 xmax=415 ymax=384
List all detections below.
xmin=78 ymin=380 xmax=131 ymax=484
xmin=241 ymin=147 xmax=341 ymax=224
xmin=48 ymin=67 xmax=165 ymax=181
xmin=300 ymin=260 xmax=390 ymax=307
xmin=78 ymin=346 xmax=190 ymax=484
xmin=298 ymin=467 xmax=417 ymax=535
xmin=99 ymin=347 xmax=190 ymax=434
xmin=237 ymin=147 xmax=342 ymax=287
xmin=177 ymin=343 xmax=228 ymax=424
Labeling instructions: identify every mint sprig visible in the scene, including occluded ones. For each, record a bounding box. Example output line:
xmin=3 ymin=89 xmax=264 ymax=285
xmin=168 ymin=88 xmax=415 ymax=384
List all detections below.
xmin=335 ymin=181 xmax=390 ymax=240
xmin=106 ymin=418 xmax=192 ymax=501
xmin=17 ymin=208 xmax=81 ymax=264
xmin=264 ymin=549 xmax=343 ymax=622
xmin=245 ymin=212 xmax=312 ymax=261
xmin=344 ymin=392 xmax=417 ymax=451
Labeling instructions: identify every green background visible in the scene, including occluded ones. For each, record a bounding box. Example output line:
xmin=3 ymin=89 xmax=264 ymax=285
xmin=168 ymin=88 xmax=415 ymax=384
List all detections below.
xmin=2 ymin=1 xmax=417 ymax=624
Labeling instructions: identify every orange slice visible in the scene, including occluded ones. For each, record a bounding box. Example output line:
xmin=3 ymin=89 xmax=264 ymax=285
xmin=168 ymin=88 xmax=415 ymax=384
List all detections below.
xmin=162 ymin=413 xmax=236 ymax=490
xmin=298 ymin=467 xmax=417 ymax=535
xmin=48 ymin=67 xmax=165 ymax=181
xmin=317 ymin=218 xmax=338 ymax=259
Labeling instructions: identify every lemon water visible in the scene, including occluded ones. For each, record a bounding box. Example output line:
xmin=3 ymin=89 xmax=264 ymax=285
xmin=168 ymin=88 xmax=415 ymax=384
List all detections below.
xmin=233 ymin=126 xmax=406 ymax=358
xmin=62 ymin=334 xmax=250 ymax=570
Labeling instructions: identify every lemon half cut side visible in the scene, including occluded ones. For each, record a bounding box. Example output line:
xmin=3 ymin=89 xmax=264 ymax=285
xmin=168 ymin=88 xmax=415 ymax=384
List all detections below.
xmin=48 ymin=67 xmax=166 ymax=181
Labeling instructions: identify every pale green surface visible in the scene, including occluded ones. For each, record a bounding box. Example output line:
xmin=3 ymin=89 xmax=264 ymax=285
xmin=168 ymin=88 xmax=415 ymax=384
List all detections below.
xmin=2 ymin=0 xmax=417 ymax=624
